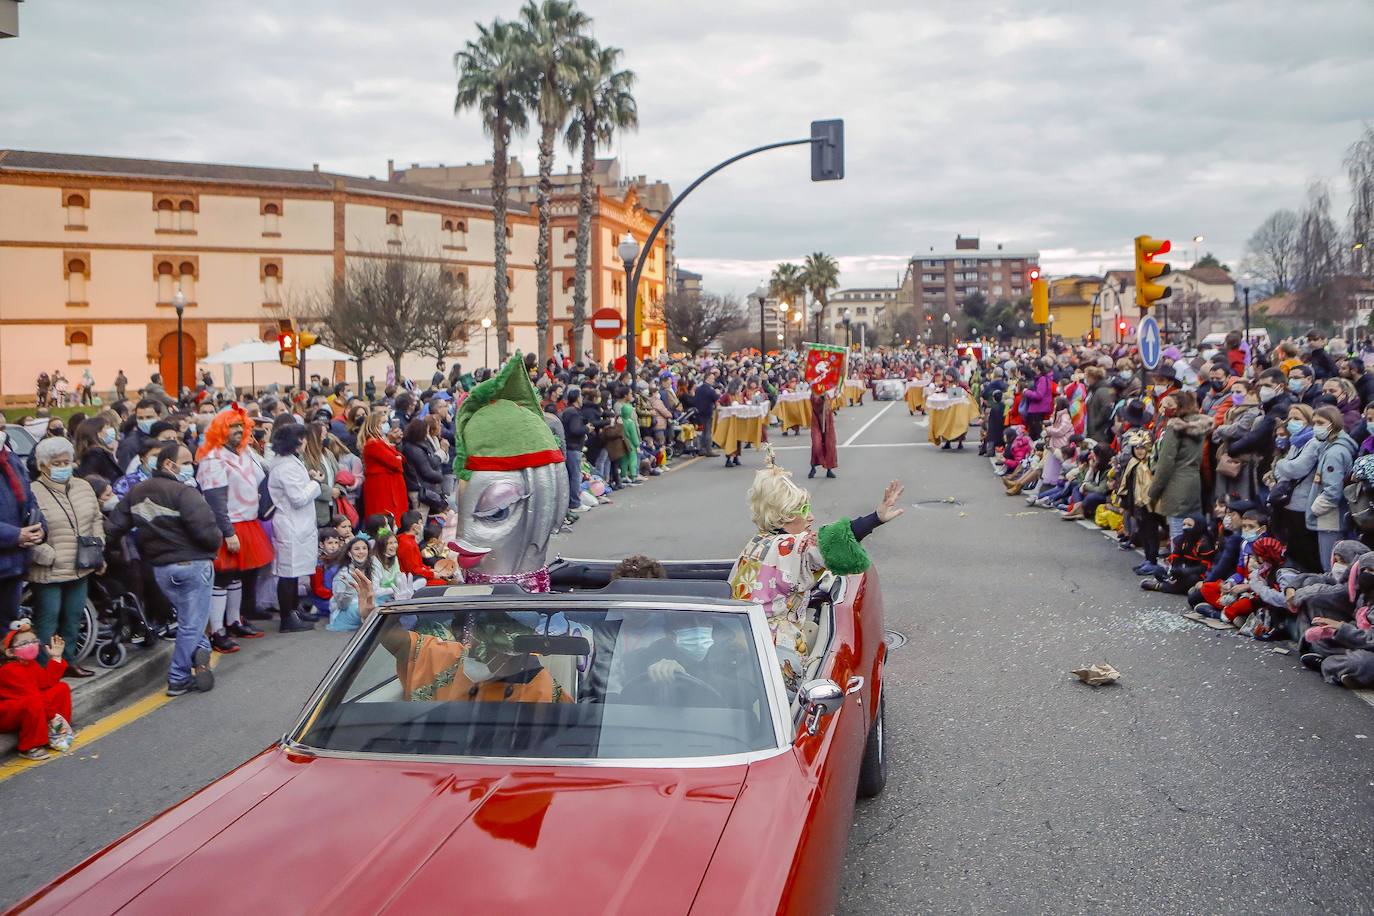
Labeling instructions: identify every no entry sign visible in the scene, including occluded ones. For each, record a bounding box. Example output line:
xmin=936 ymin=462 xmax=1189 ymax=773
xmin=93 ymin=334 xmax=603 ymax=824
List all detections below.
xmin=591 ymin=307 xmax=624 ymax=340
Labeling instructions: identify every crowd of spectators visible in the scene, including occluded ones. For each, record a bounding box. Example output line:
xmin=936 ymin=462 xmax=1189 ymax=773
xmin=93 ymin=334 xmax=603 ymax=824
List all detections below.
xmin=976 ymin=328 xmax=1374 ymax=693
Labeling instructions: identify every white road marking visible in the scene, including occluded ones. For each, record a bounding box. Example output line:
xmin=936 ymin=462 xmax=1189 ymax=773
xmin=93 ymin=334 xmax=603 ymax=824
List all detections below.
xmin=841 ymin=402 xmax=894 ymax=447
xmin=770 ymin=442 xmax=920 ymax=451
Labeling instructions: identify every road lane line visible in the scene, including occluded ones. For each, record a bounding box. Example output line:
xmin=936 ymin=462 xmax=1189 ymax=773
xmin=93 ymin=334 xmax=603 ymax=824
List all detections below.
xmin=0 ymin=652 xmax=221 ymax=784
xmin=841 ymin=402 xmax=894 ymax=448
xmin=665 ymin=456 xmax=701 ymax=473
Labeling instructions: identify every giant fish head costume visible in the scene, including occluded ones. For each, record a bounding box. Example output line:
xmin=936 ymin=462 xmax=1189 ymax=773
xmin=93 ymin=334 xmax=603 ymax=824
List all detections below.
xmin=452 ymin=354 xmax=568 ymax=591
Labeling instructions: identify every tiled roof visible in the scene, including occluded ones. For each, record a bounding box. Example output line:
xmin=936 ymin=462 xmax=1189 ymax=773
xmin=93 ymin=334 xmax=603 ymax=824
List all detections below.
xmin=1176 ymin=267 xmax=1235 ymax=286
xmin=0 ymin=149 xmax=506 ymax=209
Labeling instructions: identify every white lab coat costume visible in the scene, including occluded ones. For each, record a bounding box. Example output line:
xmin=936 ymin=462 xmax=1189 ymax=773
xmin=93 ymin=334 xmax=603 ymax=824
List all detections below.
xmin=268 ymin=455 xmax=321 ymax=578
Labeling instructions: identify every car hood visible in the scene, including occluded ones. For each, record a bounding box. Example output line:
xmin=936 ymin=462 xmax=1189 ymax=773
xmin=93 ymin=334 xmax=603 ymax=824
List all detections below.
xmin=26 ymin=748 xmax=750 ymax=916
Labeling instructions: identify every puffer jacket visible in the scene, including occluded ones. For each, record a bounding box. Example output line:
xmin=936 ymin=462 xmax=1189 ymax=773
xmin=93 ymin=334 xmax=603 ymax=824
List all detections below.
xmin=1306 ymin=431 xmax=1357 ymax=532
xmin=1146 ymin=413 xmax=1212 ymax=518
xmin=28 ymin=474 xmax=103 ymax=584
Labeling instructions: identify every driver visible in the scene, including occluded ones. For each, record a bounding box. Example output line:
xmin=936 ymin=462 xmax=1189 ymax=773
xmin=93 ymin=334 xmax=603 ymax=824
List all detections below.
xmin=355 ymin=569 xmax=572 ymax=703
xmin=624 ymin=612 xmax=754 ymax=705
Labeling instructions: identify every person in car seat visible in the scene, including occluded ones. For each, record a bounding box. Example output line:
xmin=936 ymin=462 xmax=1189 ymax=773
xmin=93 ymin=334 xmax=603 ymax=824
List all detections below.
xmin=356 ymin=569 xmax=572 ymax=703
xmin=622 ymin=611 xmax=754 ymax=706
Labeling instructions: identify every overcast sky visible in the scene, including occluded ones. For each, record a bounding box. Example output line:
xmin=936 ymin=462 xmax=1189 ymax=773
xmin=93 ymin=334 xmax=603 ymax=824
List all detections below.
xmin=2 ymin=0 xmax=1371 ymax=296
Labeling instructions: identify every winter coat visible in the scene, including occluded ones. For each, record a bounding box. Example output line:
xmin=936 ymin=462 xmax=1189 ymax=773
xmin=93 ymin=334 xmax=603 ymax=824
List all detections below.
xmin=1146 ymin=413 xmax=1211 ymax=518
xmin=268 ymin=455 xmax=322 ymax=578
xmin=76 ymin=446 xmax=121 ymax=484
xmin=361 ymin=437 xmax=407 ymax=523
xmin=1045 ymin=410 xmax=1074 ymax=449
xmin=1306 ymin=431 xmax=1357 ymax=532
xmin=105 ymin=471 xmax=222 ymax=566
xmin=310 ymin=451 xmax=338 ymax=528
xmin=1274 ymin=435 xmax=1321 ymax=511
xmin=28 ymin=474 xmax=103 ymax=584
xmin=1022 ymin=373 xmax=1053 ymax=416
xmin=1085 ymin=383 xmax=1116 ymax=443
xmin=0 ymin=449 xmax=37 ymax=580
xmin=400 ymin=439 xmax=443 ymax=499
xmin=1230 ymin=392 xmax=1294 ymax=458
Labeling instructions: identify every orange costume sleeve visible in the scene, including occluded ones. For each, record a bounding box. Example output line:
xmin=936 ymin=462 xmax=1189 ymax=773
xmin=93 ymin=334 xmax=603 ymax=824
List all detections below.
xmin=398 ymin=632 xmax=571 ymax=703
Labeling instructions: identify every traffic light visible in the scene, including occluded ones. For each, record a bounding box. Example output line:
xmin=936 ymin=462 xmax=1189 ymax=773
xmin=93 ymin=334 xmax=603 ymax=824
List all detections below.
xmin=1117 ymin=316 xmax=1128 ymax=335
xmin=810 ymin=119 xmax=844 ymax=181
xmin=298 ymin=331 xmax=318 ymax=353
xmin=277 ymin=322 xmax=297 ymax=366
xmin=1134 ymin=235 xmax=1173 ymax=310
xmin=1029 ymin=266 xmax=1049 ymax=326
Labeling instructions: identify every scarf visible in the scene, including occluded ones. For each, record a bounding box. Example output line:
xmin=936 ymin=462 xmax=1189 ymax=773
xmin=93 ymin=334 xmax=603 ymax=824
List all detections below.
xmin=465 ymin=566 xmax=552 ymax=594
xmin=0 ymin=451 xmax=25 ymax=507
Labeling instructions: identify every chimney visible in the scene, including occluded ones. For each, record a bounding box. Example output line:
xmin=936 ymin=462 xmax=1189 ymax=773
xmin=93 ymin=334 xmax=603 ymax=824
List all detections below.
xmin=955 ymin=235 xmax=979 ymax=251
xmin=410 ymin=162 xmax=419 ymax=169
xmin=386 ymin=158 xmax=394 ymax=180
xmin=997 ymin=243 xmax=1003 ymax=251
xmin=311 ymin=163 xmax=319 ymax=172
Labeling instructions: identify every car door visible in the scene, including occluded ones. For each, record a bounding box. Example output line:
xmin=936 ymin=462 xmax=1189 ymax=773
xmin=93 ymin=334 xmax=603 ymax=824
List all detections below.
xmin=786 ymin=599 xmax=867 ymax=914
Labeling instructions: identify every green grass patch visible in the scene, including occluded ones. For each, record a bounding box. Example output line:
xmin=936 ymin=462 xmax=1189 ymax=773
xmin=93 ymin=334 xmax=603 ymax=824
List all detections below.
xmin=2 ymin=406 xmax=91 ymax=423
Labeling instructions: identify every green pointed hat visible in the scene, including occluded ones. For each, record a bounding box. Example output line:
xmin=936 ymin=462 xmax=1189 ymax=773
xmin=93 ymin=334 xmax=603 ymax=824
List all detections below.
xmin=452 ymin=353 xmax=563 ymax=481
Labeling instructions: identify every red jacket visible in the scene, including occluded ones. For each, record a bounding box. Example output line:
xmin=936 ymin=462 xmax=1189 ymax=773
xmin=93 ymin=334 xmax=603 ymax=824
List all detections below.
xmin=397 ymin=533 xmax=444 ymax=585
xmin=0 ymin=656 xmax=66 ymax=702
xmin=361 ymin=438 xmax=408 ymax=524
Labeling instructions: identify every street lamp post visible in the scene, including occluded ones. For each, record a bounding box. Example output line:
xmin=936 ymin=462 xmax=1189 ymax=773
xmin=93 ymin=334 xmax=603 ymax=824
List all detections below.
xmin=942 ymin=312 xmax=951 ymax=350
xmin=755 ymin=290 xmax=768 ymax=355
xmin=811 ymin=301 xmax=822 ymax=345
xmin=777 ymin=301 xmax=790 ymax=352
xmin=480 ymin=317 xmax=493 ymax=371
xmin=617 ymin=234 xmax=640 ymax=377
xmin=172 ymin=287 xmax=186 ymax=403
xmin=1192 ymin=234 xmax=1205 ymax=268
xmin=842 ymin=309 xmax=852 ymax=349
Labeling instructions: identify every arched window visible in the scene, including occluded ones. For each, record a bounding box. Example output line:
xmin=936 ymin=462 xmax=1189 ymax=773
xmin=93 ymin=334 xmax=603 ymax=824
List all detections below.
xmin=263 ymin=201 xmax=281 ymax=235
xmin=263 ymin=262 xmax=281 ymax=304
xmin=67 ymin=330 xmax=90 ymax=363
xmin=156 ymin=198 xmax=175 ymax=231
xmin=386 ymin=210 xmax=402 ymax=244
xmin=177 ymin=199 xmax=195 ymax=232
xmin=65 ymin=192 xmax=87 ymax=229
xmin=66 ymin=257 xmax=88 ymax=304
xmin=156 ymin=261 xmax=175 ymax=303
xmin=442 ymin=217 xmax=467 ymax=249
xmin=178 ymin=260 xmax=197 ymax=301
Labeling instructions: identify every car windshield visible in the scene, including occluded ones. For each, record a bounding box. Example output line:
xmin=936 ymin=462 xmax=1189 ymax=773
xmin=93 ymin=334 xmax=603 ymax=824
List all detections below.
xmin=294 ymin=606 xmax=777 ymax=760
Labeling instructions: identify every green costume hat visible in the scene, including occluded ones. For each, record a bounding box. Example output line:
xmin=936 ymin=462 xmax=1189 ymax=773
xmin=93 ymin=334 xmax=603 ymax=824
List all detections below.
xmin=452 ymin=353 xmax=563 ymax=480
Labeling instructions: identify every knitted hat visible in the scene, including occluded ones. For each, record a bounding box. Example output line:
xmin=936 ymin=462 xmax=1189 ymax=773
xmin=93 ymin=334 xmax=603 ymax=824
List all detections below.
xmin=452 ymin=353 xmax=564 ymax=481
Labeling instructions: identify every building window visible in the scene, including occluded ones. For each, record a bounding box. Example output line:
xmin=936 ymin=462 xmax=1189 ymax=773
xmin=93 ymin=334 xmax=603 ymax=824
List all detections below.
xmin=179 ymin=261 xmax=197 ymax=301
xmin=262 ymin=201 xmax=281 ymax=235
xmin=177 ymin=199 xmax=196 ymax=232
xmin=442 ymin=218 xmax=467 ymax=249
xmin=156 ymin=198 xmax=175 ymax=231
xmin=64 ymin=192 xmax=88 ymax=229
xmin=856 ymin=306 xmax=868 ymax=316
xmin=156 ymin=261 xmax=175 ymax=302
xmin=262 ymin=261 xmax=282 ymax=305
xmin=387 ymin=210 xmax=402 ymax=244
xmin=65 ymin=254 xmax=89 ymax=305
xmin=67 ymin=330 xmax=90 ymax=363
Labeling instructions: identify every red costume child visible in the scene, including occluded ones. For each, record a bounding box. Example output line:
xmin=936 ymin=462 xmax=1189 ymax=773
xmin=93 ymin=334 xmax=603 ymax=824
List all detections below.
xmin=0 ymin=622 xmax=73 ymax=757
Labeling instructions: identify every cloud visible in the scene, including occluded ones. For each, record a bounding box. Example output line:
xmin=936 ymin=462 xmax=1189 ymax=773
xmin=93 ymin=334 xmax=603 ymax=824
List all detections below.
xmin=2 ymin=0 xmax=1370 ymax=299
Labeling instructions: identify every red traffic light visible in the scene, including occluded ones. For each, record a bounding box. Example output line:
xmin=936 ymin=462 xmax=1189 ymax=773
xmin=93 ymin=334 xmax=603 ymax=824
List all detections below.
xmin=278 ymin=332 xmax=295 ymax=350
xmin=1026 ymin=266 xmax=1042 ymax=283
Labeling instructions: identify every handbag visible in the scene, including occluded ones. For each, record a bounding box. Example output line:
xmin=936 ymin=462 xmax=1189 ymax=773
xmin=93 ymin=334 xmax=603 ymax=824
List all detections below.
xmin=257 ymin=476 xmax=276 ymax=520
xmin=49 ymin=485 xmax=104 ymax=569
xmin=1214 ymin=449 xmax=1243 ymax=478
xmin=1266 ymin=477 xmax=1295 ymax=510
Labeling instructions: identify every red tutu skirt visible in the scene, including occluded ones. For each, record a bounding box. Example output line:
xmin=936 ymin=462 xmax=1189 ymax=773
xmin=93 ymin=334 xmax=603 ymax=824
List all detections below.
xmin=213 ymin=519 xmax=273 ymax=572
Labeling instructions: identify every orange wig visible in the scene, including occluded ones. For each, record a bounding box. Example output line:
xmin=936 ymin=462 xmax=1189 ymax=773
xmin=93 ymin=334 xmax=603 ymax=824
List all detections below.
xmin=196 ymin=404 xmax=254 ymax=460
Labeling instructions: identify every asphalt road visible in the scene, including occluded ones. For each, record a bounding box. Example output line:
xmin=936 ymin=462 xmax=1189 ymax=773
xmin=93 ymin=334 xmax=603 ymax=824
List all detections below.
xmin=5 ymin=397 xmax=1374 ymax=914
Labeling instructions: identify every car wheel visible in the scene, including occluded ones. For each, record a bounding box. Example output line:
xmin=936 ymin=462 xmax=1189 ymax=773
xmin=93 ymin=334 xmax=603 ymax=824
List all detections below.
xmin=856 ymin=682 xmax=887 ymax=798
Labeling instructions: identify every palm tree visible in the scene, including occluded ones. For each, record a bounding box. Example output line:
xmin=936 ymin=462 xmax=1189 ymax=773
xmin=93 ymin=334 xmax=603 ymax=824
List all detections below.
xmin=768 ymin=262 xmax=805 ymax=348
xmin=566 ymin=41 xmax=637 ymax=360
xmin=801 ymin=252 xmax=840 ymax=342
xmin=454 ymin=19 xmax=531 ymax=363
xmin=520 ymin=0 xmax=591 ymax=364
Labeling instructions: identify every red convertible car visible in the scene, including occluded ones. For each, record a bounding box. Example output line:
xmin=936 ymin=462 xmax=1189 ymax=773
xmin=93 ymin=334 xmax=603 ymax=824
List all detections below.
xmin=12 ymin=559 xmax=888 ymax=916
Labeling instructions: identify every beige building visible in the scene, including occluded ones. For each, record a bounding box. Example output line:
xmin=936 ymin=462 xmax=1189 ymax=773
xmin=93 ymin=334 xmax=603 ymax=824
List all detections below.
xmin=902 ymin=235 xmax=1040 ymax=318
xmin=0 ymin=149 xmax=667 ymax=402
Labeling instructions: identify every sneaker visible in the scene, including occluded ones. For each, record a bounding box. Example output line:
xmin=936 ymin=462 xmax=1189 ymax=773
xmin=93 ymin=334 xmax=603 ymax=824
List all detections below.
xmin=1132 ymin=562 xmax=1160 ymax=576
xmin=210 ymin=631 xmax=240 ymax=654
xmin=227 ymin=621 xmax=263 ymax=639
xmin=280 ymin=611 xmax=315 ymax=634
xmin=48 ymin=734 xmax=72 ymax=753
xmin=242 ymin=607 xmax=275 ymax=622
xmin=569 ymin=505 xmax=589 ymax=514
xmin=1193 ymin=603 xmax=1220 ymax=619
xmin=192 ymin=647 xmax=215 ymax=692
xmin=1140 ymin=578 xmax=1161 ymax=591
xmin=166 ymin=680 xmax=193 ymax=697
xmin=19 ymin=747 xmax=49 ymax=760
xmin=1341 ymin=673 xmax=1360 ymax=689
xmin=1300 ymin=652 xmax=1324 ymax=671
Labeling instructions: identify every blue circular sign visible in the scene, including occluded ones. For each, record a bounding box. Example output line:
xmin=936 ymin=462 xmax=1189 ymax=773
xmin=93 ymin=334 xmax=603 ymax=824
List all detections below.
xmin=1139 ymin=315 xmax=1162 ymax=369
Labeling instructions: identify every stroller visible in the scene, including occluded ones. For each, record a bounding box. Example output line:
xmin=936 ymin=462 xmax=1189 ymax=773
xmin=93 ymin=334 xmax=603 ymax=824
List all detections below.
xmin=669 ymin=407 xmax=701 ymax=459
xmin=86 ymin=566 xmax=157 ymax=668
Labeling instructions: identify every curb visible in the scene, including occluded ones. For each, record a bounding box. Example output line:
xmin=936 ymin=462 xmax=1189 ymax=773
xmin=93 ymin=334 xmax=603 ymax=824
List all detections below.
xmin=0 ymin=641 xmax=171 ymax=758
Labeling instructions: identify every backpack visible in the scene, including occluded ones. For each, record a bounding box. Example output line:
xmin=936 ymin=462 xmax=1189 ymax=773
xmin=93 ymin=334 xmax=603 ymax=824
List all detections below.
xmin=1345 ymin=478 xmax=1374 ymax=531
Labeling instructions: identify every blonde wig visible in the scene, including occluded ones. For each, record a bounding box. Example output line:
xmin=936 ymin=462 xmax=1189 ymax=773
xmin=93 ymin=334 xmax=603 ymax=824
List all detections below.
xmin=747 ymin=460 xmax=811 ymax=533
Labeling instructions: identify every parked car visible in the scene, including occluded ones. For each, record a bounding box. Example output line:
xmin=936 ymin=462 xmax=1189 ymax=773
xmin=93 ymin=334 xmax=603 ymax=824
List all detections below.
xmin=14 ymin=559 xmax=889 ymax=916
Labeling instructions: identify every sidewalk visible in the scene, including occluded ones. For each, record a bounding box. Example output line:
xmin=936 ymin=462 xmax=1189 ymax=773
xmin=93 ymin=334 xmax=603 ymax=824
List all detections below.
xmin=0 ymin=641 xmax=171 ymax=758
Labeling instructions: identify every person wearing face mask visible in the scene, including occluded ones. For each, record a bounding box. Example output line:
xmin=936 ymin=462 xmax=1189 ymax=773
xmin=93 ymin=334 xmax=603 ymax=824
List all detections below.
xmin=1266 ymin=403 xmax=1322 ymax=572
xmin=359 ymin=412 xmax=408 ymax=525
xmin=1228 ymin=368 xmax=1294 ymax=460
xmin=1302 ymin=405 xmax=1357 ymax=571
xmin=1192 ymin=510 xmax=1270 ymax=621
xmin=0 ymin=621 xmax=75 ymax=760
xmin=1304 ymin=328 xmax=1338 ymax=380
xmin=115 ymin=398 xmax=166 ymax=473
xmin=73 ymin=414 xmax=122 ymax=483
xmin=1199 ymin=364 xmax=1232 ymax=413
xmin=27 ymin=437 xmax=104 ymax=679
xmin=0 ymin=421 xmax=41 ymax=630
xmin=324 ymin=536 xmax=372 ymax=631
xmin=106 ymin=442 xmax=222 ymax=696
xmin=1212 ymin=382 xmax=1262 ymax=502
xmin=1286 ymin=364 xmax=1322 ymax=408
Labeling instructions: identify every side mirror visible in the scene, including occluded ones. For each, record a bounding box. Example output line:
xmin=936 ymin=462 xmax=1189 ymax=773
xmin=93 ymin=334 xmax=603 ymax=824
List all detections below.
xmin=800 ymin=678 xmax=844 ymax=735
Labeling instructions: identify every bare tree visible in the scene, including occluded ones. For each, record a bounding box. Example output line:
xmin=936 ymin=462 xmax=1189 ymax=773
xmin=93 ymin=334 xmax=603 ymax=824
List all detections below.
xmin=1347 ymin=124 xmax=1374 ymax=278
xmin=1295 ymin=182 xmax=1343 ymax=323
xmin=663 ymin=290 xmax=745 ymax=354
xmin=416 ymin=277 xmax=485 ymax=373
xmin=1241 ymin=209 xmax=1299 ymax=294
xmin=294 ymin=277 xmax=381 ymax=393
